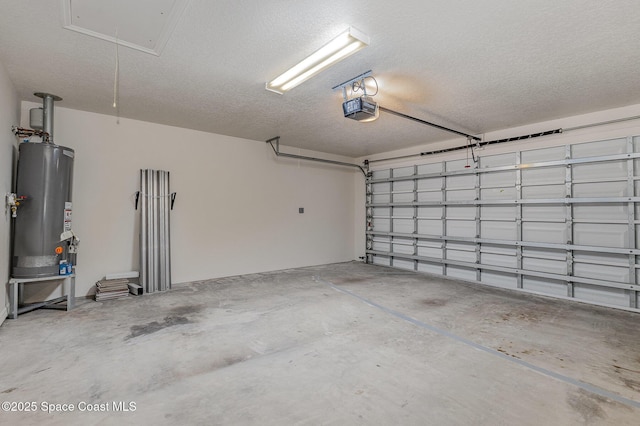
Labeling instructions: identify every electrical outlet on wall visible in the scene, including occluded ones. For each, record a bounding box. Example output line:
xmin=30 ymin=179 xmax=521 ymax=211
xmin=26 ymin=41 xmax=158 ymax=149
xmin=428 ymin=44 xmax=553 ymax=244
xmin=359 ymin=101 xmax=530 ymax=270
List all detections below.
xmin=299 ymin=207 xmax=304 ymax=214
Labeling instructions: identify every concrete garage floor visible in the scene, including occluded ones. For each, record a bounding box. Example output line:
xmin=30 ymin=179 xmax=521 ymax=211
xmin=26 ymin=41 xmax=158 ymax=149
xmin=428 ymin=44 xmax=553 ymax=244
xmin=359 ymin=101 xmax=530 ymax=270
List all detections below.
xmin=1 ymin=262 xmax=639 ymax=425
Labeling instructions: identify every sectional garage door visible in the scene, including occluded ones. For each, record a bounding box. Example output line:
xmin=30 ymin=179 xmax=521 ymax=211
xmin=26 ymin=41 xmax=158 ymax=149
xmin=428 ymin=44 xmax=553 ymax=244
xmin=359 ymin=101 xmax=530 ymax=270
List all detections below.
xmin=366 ymin=135 xmax=640 ymax=312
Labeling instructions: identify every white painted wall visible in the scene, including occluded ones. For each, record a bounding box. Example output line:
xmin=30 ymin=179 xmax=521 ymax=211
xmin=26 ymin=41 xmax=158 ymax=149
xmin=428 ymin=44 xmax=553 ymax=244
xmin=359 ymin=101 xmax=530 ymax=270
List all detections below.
xmin=0 ymin=61 xmax=19 ymax=324
xmin=20 ymin=103 xmax=357 ymax=300
xmin=354 ymin=103 xmax=640 ymax=260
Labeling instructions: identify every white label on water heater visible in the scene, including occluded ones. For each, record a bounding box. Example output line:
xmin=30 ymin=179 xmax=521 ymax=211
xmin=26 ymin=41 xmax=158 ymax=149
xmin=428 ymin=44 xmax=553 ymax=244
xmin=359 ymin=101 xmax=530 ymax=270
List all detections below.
xmin=64 ymin=202 xmax=72 ymax=231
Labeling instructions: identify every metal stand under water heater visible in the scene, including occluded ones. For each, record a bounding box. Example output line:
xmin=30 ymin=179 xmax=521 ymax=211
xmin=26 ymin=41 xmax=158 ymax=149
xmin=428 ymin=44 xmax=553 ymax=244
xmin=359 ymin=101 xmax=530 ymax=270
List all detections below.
xmin=10 ymin=93 xmax=79 ymax=279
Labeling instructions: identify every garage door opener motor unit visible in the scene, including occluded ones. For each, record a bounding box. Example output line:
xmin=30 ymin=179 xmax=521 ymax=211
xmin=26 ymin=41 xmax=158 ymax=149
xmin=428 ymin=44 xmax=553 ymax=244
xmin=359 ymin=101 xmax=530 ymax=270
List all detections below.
xmin=343 ymin=96 xmax=378 ymax=122
xmin=335 ymin=70 xmax=379 ymax=123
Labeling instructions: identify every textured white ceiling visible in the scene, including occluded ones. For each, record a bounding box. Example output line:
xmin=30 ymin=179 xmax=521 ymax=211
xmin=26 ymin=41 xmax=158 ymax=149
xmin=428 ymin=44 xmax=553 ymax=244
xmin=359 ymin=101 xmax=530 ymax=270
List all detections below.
xmin=0 ymin=0 xmax=639 ymax=157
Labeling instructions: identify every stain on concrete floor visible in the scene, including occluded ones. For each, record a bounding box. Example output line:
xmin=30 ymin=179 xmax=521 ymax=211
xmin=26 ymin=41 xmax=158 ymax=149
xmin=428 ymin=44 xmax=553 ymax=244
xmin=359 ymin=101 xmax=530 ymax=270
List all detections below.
xmin=567 ymin=388 xmax=611 ymax=423
xmin=168 ymin=304 xmax=206 ymax=316
xmin=126 ymin=316 xmax=192 ymax=340
xmin=331 ymin=276 xmax=373 ymax=284
xmin=421 ymin=298 xmax=447 ymax=307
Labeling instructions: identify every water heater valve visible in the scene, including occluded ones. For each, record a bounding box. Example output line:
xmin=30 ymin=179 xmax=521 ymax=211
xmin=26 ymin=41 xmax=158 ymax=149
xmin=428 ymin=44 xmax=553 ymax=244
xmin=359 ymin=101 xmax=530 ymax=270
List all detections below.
xmin=6 ymin=193 xmax=27 ymax=218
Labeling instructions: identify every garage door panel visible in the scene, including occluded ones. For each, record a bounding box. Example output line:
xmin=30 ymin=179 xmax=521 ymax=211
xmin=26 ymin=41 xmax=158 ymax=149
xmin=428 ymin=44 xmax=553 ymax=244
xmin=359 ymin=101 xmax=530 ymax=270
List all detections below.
xmin=573 ymin=181 xmax=627 ymax=198
xmin=481 ymin=186 xmax=516 ymax=200
xmin=521 ymin=167 xmax=564 ymax=186
xmin=392 ymin=242 xmax=415 ymax=255
xmin=573 ymin=262 xmax=629 ymax=282
xmin=481 ymin=245 xmax=516 ymax=256
xmin=446 ymin=220 xmax=476 ymax=237
xmin=573 ymin=161 xmax=627 ymax=181
xmin=446 ymin=174 xmax=475 ymax=189
xmin=372 ymin=193 xmax=391 ymax=204
xmin=521 ymin=146 xmax=566 ymax=163
xmin=522 ymin=257 xmax=567 ymax=275
xmin=417 ymin=163 xmax=442 ymax=174
xmin=522 ymin=247 xmax=566 ymax=261
xmin=418 ymin=191 xmax=442 ymax=202
xmin=446 ymin=189 xmax=475 ymax=201
xmin=446 ymin=266 xmax=477 ymax=281
xmin=393 ymin=206 xmax=413 ymax=217
xmin=446 ymin=249 xmax=476 ymax=262
xmin=372 ymin=241 xmax=390 ymax=252
xmin=372 ymin=255 xmax=391 ymax=266
xmin=522 ymin=277 xmax=567 ymax=296
xmin=418 ymin=206 xmax=442 ymax=218
xmin=573 ymin=283 xmax=627 ymax=307
xmin=446 ymin=241 xmax=475 ymax=251
xmin=522 ymin=205 xmax=565 ymax=221
xmin=447 ymin=206 xmax=476 ymax=219
xmin=480 ymin=271 xmax=517 ymax=289
xmin=372 ymin=218 xmax=390 ymax=232
xmin=573 ymin=251 xmax=627 ymax=265
xmin=574 ymin=204 xmax=627 ymax=221
xmin=417 ymin=246 xmax=442 ymax=258
xmin=481 ymin=221 xmax=516 ymax=239
xmin=418 ymin=240 xmax=441 ymax=248
xmin=393 ymin=258 xmax=415 ymax=271
xmin=574 ymin=223 xmax=628 ymax=248
xmin=481 ymin=205 xmax=517 ymax=220
xmin=372 ymin=207 xmax=390 ymax=217
xmin=392 ymin=166 xmax=414 ymax=178
xmin=418 ymin=219 xmax=442 ymax=235
xmin=372 ymin=182 xmax=391 ymax=192
xmin=393 ymin=192 xmax=415 ymax=203
xmin=571 ymin=138 xmax=627 ymax=157
xmin=522 ymin=222 xmax=567 ymax=243
xmin=417 ymin=261 xmax=442 ymax=274
xmin=392 ymin=218 xmax=414 ymax=233
xmin=393 ymin=180 xmax=414 ymax=192
xmin=446 ymin=159 xmax=471 ymax=172
xmin=480 ymin=153 xmax=516 ymax=168
xmin=372 ymin=169 xmax=390 ymax=179
xmin=481 ymin=252 xmax=517 ymax=268
xmin=417 ymin=178 xmax=441 ymax=190
xmin=481 ymin=170 xmax=516 ymax=188
xmin=522 ymin=184 xmax=565 ymax=199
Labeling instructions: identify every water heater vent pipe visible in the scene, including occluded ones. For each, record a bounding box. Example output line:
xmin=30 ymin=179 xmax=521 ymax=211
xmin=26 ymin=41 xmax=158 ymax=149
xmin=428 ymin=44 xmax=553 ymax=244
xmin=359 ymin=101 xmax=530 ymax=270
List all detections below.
xmin=34 ymin=92 xmax=62 ymax=143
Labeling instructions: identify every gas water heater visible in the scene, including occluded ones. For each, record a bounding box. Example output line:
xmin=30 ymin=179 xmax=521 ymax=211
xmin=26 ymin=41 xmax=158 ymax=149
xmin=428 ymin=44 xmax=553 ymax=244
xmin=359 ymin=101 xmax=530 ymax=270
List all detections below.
xmin=11 ymin=93 xmax=78 ymax=278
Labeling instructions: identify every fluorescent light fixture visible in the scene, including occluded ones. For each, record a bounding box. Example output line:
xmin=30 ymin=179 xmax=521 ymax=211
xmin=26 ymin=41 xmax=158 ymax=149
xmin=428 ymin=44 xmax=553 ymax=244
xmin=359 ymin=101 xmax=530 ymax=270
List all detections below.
xmin=266 ymin=27 xmax=369 ymax=94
